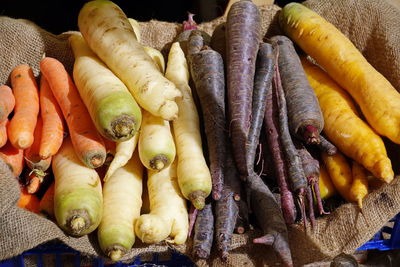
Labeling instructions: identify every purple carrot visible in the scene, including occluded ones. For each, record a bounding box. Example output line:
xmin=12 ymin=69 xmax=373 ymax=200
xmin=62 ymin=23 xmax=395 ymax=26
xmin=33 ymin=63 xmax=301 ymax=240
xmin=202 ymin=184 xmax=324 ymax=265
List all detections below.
xmin=188 ymin=32 xmax=227 ymax=200
xmin=317 ymin=135 xmax=338 ymax=156
xmin=306 ymin=185 xmax=315 ymax=229
xmin=192 ymin=202 xmax=214 ymax=259
xmin=297 ymin=142 xmax=329 ymax=215
xmin=269 ymin=35 xmax=324 ymax=145
xmin=235 ymin=198 xmax=250 ymax=234
xmin=247 ymin=173 xmax=293 ymax=267
xmin=246 ymin=42 xmax=275 ymax=176
xmin=188 ymin=204 xmax=198 ymax=237
xmin=225 ymin=0 xmax=262 ymax=179
xmin=273 ymin=49 xmax=308 ymax=226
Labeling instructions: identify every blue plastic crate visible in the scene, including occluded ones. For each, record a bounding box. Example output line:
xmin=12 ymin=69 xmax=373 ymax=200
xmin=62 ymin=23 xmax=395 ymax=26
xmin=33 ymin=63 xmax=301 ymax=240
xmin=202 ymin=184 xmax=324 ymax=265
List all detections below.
xmin=357 ymin=212 xmax=400 ymax=251
xmin=0 ymin=242 xmax=195 ymax=267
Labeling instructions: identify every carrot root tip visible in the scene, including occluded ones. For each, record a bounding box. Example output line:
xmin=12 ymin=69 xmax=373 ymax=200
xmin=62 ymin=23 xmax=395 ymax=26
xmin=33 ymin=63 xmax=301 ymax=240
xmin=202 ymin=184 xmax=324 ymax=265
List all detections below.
xmin=253 ymin=234 xmax=275 ymax=246
xmin=193 ymin=248 xmax=209 ymax=259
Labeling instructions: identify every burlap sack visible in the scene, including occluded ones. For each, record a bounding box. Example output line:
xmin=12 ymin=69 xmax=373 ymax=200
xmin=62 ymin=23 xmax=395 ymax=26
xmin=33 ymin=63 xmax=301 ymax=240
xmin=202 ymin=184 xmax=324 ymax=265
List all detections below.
xmin=1 ymin=0 xmax=400 ymax=266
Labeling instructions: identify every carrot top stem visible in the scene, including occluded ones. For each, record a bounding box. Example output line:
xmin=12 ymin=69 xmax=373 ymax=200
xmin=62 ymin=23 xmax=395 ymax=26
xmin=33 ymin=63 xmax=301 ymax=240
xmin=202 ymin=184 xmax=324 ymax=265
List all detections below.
xmin=302 ymin=125 xmax=320 ymax=145
xmin=183 ymin=13 xmax=197 ymax=31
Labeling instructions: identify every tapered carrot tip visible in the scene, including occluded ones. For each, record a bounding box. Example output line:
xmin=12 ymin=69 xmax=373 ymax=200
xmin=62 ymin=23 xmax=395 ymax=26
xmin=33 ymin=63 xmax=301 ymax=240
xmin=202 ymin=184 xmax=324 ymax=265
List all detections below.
xmin=357 ymin=198 xmax=363 ymax=210
xmin=221 ymin=251 xmax=229 ymax=262
xmin=303 ymin=125 xmax=320 ymax=145
xmin=253 ymin=234 xmax=275 ymax=245
xmin=189 ymin=191 xmax=206 ymax=210
xmin=149 ymin=155 xmax=168 ymax=170
xmin=194 ymin=248 xmax=209 ymax=259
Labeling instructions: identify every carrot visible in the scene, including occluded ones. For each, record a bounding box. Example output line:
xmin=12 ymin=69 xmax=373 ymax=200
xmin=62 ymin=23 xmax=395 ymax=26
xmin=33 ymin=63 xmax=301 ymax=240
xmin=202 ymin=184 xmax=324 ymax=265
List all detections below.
xmin=17 ymin=186 xmax=40 ymax=214
xmin=39 ymin=75 xmax=65 ymax=159
xmin=246 ymin=42 xmax=275 ymax=176
xmin=187 ymin=33 xmax=226 ymax=201
xmin=225 ymin=0 xmax=262 ymax=179
xmin=0 ymin=119 xmax=8 ymax=148
xmin=40 ymin=57 xmax=106 ymax=169
xmin=8 ymin=64 xmax=39 ymax=149
xmin=39 ymin=182 xmax=55 ymax=219
xmin=210 ymin=22 xmax=227 ymax=64
xmin=104 ymin=132 xmax=139 ymax=182
xmin=192 ymin=201 xmax=214 ymax=259
xmin=188 ymin=204 xmax=198 ymax=237
xmin=318 ymin=162 xmax=337 ymax=200
xmin=322 ymin=151 xmax=353 ymax=203
xmin=273 ymin=53 xmax=308 ymax=224
xmin=316 ymin=135 xmax=337 ymax=156
xmin=97 ymin=150 xmax=143 ymax=261
xmin=349 ymin=161 xmax=369 ymax=210
xmin=78 ymin=0 xmax=182 ymax=121
xmin=69 ymin=34 xmax=142 ymax=142
xmin=24 ymin=116 xmax=52 ymax=194
xmin=263 ymin=74 xmax=296 ymax=225
xmin=53 ymin=136 xmax=103 ymax=236
xmin=280 ymin=3 xmax=400 ymax=144
xmin=165 ymin=41 xmax=212 ymax=209
xmin=138 ymin=110 xmax=176 ymax=171
xmin=269 ymin=35 xmax=324 ymax=145
xmin=0 ymin=85 xmax=15 ymax=122
xmin=135 ymin=160 xmax=188 ymax=245
xmin=248 ymin=174 xmax=293 ymax=267
xmin=302 ymin=58 xmax=394 ymax=184
xmin=235 ymin=198 xmax=249 ymax=234
xmin=0 ymin=140 xmax=24 ymax=177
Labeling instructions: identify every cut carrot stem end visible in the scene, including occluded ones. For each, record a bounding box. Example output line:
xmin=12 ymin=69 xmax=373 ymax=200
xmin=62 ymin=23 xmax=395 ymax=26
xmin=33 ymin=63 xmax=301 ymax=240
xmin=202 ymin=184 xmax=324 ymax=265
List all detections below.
xmin=183 ymin=13 xmax=197 ymax=31
xmin=303 ymin=125 xmax=320 ymax=145
xmin=69 ymin=216 xmax=87 ymax=234
xmin=109 ymin=248 xmax=125 ymax=262
xmin=149 ymin=155 xmax=168 ymax=170
xmin=189 ymin=191 xmax=206 ymax=210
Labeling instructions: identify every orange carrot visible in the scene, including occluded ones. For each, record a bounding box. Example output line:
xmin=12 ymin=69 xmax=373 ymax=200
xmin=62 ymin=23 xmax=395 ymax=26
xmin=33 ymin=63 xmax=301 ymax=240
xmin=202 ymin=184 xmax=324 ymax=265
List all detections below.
xmin=24 ymin=116 xmax=52 ymax=194
xmin=39 ymin=182 xmax=55 ymax=218
xmin=18 ymin=185 xmax=40 ymax=214
xmin=40 ymin=57 xmax=106 ymax=168
xmin=0 ymin=140 xmax=25 ymax=177
xmin=0 ymin=85 xmax=15 ymax=122
xmin=0 ymin=119 xmax=8 ymax=148
xmin=7 ymin=65 xmax=40 ymax=149
xmin=39 ymin=75 xmax=65 ymax=159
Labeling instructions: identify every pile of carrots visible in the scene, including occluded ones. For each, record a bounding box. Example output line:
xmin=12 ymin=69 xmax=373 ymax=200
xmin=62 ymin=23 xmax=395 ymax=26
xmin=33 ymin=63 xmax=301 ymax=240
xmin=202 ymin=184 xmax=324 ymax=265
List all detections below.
xmin=1 ymin=0 xmax=399 ymax=266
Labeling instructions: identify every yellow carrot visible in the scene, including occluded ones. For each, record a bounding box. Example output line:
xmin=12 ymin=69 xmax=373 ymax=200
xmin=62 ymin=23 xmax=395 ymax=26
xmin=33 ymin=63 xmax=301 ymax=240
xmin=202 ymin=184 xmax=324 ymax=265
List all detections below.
xmin=322 ymin=151 xmax=352 ymax=203
xmin=349 ymin=161 xmax=369 ymax=209
xmin=318 ymin=163 xmax=337 ymax=200
xmin=302 ymin=58 xmax=393 ymax=184
xmin=280 ymin=3 xmax=400 ymax=144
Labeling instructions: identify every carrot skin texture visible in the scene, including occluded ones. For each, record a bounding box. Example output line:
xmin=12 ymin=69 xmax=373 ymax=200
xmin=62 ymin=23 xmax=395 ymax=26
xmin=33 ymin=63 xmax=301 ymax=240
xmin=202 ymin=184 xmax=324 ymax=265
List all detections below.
xmin=188 ymin=36 xmax=226 ymax=201
xmin=8 ymin=64 xmax=39 ymax=149
xmin=39 ymin=76 xmax=65 ymax=159
xmin=0 ymin=85 xmax=15 ymax=123
xmin=248 ymin=174 xmax=293 ymax=267
xmin=40 ymin=57 xmax=106 ymax=169
xmin=0 ymin=140 xmax=24 ymax=177
xmin=0 ymin=119 xmax=8 ymax=148
xmin=269 ymin=35 xmax=323 ymax=145
xmin=263 ymin=82 xmax=296 ymax=225
xmin=317 ymin=135 xmax=337 ymax=156
xmin=226 ymin=0 xmax=262 ymax=178
xmin=192 ymin=202 xmax=214 ymax=259
xmin=246 ymin=42 xmax=275 ymax=175
xmin=280 ymin=3 xmax=400 ymax=144
xmin=39 ymin=182 xmax=55 ymax=219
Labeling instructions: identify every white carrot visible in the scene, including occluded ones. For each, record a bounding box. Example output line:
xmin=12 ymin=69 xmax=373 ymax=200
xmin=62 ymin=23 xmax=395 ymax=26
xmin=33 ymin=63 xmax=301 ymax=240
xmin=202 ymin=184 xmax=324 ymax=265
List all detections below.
xmin=135 ymin=160 xmax=188 ymax=244
xmin=69 ymin=33 xmax=142 ymax=142
xmin=97 ymin=150 xmax=143 ymax=261
xmin=52 ymin=136 xmax=103 ymax=236
xmin=165 ymin=41 xmax=212 ymax=210
xmin=78 ymin=0 xmax=182 ymax=120
xmin=104 ymin=132 xmax=139 ymax=182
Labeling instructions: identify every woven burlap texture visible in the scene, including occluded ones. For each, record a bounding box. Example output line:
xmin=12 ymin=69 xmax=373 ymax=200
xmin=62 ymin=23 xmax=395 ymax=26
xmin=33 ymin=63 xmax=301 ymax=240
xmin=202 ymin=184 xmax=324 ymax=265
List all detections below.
xmin=1 ymin=0 xmax=400 ymax=266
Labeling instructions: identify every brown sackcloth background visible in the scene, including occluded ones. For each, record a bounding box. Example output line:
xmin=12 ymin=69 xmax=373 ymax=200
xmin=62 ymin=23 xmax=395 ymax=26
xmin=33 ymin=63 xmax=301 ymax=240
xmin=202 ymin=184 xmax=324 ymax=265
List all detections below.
xmin=1 ymin=0 xmax=400 ymax=266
